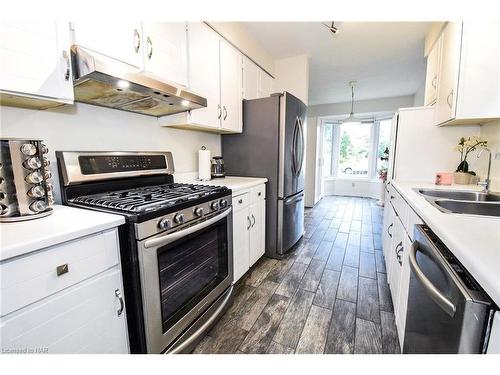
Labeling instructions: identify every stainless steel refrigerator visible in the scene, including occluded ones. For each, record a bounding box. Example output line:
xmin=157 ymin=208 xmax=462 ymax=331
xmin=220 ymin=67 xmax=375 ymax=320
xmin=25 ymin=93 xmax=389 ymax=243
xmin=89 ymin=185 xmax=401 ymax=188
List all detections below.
xmin=221 ymin=92 xmax=307 ymax=259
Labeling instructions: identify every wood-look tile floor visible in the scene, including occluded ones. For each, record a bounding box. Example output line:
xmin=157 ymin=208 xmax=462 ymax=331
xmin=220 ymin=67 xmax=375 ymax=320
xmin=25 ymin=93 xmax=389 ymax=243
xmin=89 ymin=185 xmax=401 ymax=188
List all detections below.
xmin=192 ymin=196 xmax=401 ymax=354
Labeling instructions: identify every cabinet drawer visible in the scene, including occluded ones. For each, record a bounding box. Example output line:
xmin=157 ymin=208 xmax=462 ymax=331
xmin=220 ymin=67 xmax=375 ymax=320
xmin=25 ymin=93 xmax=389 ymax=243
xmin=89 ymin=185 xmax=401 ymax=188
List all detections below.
xmin=0 ymin=267 xmax=129 ymax=354
xmin=233 ymin=192 xmax=249 ymax=212
xmin=250 ymin=184 xmax=266 ymax=203
xmin=0 ymin=229 xmax=120 ymax=317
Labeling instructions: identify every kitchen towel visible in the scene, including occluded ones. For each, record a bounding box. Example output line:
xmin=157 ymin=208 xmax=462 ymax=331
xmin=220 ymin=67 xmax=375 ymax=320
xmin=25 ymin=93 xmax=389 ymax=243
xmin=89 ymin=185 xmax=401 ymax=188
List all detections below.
xmin=198 ymin=146 xmax=211 ymax=181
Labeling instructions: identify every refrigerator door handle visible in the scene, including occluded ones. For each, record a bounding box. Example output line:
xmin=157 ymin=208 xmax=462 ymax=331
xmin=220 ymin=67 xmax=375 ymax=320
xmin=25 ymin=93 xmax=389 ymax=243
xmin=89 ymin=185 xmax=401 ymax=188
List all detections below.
xmin=284 ymin=192 xmax=304 ymax=205
xmin=296 ymin=116 xmax=305 ymax=176
xmin=291 ymin=116 xmax=300 ymax=176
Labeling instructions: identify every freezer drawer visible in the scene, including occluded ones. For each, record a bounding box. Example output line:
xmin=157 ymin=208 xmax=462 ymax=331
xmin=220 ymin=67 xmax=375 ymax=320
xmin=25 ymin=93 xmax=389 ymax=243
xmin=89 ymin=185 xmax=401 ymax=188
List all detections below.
xmin=278 ymin=191 xmax=304 ymax=255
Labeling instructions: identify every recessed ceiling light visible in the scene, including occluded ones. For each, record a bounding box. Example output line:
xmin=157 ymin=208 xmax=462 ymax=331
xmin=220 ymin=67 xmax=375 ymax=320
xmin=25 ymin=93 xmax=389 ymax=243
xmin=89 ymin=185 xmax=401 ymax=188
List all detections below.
xmin=181 ymin=100 xmax=190 ymax=107
xmin=117 ymin=80 xmax=130 ymax=89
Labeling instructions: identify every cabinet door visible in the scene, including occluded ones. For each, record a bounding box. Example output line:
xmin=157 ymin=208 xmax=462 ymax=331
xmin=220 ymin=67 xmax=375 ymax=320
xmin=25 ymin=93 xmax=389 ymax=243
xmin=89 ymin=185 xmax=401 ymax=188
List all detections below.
xmin=232 ymin=207 xmax=250 ymax=282
xmin=424 ymin=35 xmax=441 ymax=106
xmin=0 ymin=21 xmax=74 ymax=101
xmin=243 ymin=57 xmax=259 ymax=100
xmin=143 ymin=22 xmax=188 ymax=87
xmin=249 ymin=199 xmax=265 ymax=266
xmin=220 ymin=40 xmax=243 ymax=133
xmin=72 ymin=22 xmax=143 ymax=68
xmin=187 ymin=22 xmax=221 ymax=129
xmin=434 ymin=22 xmax=462 ymax=125
xmin=382 ymin=202 xmax=395 ymax=275
xmin=259 ymin=70 xmax=273 ymax=98
xmin=395 ymin=233 xmax=413 ymax=346
xmin=0 ymin=267 xmax=129 ymax=354
xmin=388 ymin=218 xmax=405 ymax=315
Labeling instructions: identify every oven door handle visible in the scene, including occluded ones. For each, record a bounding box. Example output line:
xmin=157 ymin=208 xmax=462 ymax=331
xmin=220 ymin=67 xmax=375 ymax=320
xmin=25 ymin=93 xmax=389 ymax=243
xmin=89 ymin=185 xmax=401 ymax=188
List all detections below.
xmin=143 ymin=207 xmax=232 ymax=249
xmin=409 ymin=240 xmax=456 ymax=317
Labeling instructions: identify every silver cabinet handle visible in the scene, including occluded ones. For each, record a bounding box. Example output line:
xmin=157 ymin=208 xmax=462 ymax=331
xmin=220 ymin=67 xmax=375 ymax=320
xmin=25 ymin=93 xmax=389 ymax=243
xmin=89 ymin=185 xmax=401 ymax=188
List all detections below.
xmin=223 ymin=106 xmax=227 ymax=120
xmin=115 ymin=289 xmax=124 ymax=317
xmin=409 ymin=241 xmax=456 ymax=317
xmin=147 ymin=36 xmax=153 ymax=59
xmin=395 ymin=241 xmax=403 ymax=265
xmin=247 ymin=216 xmax=251 ymax=230
xmin=387 ymin=223 xmax=393 ymax=238
xmin=446 ymin=89 xmax=454 ymax=109
xmin=295 ymin=117 xmax=305 ymax=176
xmin=133 ymin=29 xmax=141 ymax=54
xmin=431 ymin=75 xmax=437 ymax=88
xmin=217 ymin=104 xmax=222 ymax=119
xmin=62 ymin=50 xmax=70 ymax=81
xmin=251 ymin=214 xmax=256 ymax=227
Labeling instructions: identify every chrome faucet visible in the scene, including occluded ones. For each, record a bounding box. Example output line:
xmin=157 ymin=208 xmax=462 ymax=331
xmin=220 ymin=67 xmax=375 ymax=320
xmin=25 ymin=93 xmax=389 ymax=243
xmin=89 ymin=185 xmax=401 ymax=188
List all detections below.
xmin=477 ymin=148 xmax=492 ymax=193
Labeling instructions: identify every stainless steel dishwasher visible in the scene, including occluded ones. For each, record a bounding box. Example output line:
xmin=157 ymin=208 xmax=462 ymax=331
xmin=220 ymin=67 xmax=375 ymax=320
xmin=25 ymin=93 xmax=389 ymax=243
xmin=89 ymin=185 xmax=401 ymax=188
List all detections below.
xmin=403 ymin=225 xmax=496 ymax=354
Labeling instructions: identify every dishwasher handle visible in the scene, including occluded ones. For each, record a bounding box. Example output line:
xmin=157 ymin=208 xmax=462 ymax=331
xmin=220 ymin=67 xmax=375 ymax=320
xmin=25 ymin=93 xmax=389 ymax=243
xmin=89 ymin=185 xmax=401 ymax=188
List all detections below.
xmin=409 ymin=241 xmax=456 ymax=317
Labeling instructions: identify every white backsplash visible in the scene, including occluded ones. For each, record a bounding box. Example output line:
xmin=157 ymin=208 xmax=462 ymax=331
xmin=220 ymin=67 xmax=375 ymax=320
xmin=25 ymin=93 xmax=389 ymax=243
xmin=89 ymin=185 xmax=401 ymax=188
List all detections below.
xmin=0 ymin=103 xmax=221 ymax=203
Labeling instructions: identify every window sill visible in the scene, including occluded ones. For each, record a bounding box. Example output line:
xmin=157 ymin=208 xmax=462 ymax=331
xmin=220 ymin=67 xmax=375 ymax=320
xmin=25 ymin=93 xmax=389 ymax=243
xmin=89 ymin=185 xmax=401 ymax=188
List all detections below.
xmin=323 ymin=177 xmax=382 ymax=183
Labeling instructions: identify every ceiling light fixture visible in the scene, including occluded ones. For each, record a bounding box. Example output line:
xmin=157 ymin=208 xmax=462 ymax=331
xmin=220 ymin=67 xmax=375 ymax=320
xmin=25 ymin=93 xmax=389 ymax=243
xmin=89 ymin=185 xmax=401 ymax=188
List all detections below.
xmin=343 ymin=81 xmax=359 ymax=123
xmin=322 ymin=21 xmax=339 ymax=35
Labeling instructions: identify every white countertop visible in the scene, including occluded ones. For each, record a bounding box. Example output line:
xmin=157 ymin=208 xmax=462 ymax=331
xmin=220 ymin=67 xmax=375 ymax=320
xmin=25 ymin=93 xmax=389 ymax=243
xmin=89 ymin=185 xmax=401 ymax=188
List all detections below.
xmin=0 ymin=205 xmax=125 ymax=262
xmin=178 ymin=175 xmax=268 ymax=194
xmin=391 ymin=180 xmax=500 ymax=305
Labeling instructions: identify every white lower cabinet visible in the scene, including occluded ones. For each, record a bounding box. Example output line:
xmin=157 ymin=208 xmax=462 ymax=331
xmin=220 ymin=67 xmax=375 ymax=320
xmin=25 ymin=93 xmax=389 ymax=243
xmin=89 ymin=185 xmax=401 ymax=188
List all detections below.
xmin=382 ymin=182 xmax=425 ymax=351
xmin=0 ymin=229 xmax=129 ymax=354
xmin=231 ymin=184 xmax=266 ymax=283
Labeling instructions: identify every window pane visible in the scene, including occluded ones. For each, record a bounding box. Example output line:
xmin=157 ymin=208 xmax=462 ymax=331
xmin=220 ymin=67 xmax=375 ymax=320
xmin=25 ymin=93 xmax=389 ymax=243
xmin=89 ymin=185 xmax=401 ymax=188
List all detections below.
xmin=322 ymin=123 xmax=333 ymax=177
xmin=338 ymin=122 xmax=371 ymax=177
xmin=376 ymin=119 xmax=391 ymax=180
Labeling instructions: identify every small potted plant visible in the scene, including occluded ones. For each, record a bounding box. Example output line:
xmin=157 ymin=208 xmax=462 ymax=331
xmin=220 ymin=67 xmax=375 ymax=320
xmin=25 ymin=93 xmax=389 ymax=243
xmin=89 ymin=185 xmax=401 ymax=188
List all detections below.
xmin=454 ymin=136 xmax=487 ymax=184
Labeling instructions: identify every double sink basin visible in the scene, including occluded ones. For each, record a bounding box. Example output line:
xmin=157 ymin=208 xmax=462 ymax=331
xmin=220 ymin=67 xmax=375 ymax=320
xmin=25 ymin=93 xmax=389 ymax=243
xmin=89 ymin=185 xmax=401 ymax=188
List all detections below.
xmin=415 ymin=189 xmax=500 ymax=218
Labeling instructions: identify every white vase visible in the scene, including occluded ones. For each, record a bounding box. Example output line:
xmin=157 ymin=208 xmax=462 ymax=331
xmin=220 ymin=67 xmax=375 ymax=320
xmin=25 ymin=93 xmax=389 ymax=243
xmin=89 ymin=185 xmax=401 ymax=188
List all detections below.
xmin=453 ymin=172 xmax=471 ymax=185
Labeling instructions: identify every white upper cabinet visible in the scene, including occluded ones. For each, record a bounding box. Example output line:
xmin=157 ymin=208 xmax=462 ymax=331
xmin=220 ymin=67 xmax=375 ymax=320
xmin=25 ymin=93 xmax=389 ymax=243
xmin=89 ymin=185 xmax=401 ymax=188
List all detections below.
xmin=424 ymin=35 xmax=441 ymax=106
xmin=0 ymin=21 xmax=74 ymax=106
xmin=72 ymin=22 xmax=144 ymax=68
xmin=433 ymin=22 xmax=500 ymax=125
xmin=243 ymin=56 xmax=260 ymax=100
xmin=142 ymin=22 xmax=188 ymax=87
xmin=259 ymin=71 xmax=273 ymax=98
xmin=186 ymin=22 xmax=221 ymax=129
xmin=220 ymin=40 xmax=243 ymax=133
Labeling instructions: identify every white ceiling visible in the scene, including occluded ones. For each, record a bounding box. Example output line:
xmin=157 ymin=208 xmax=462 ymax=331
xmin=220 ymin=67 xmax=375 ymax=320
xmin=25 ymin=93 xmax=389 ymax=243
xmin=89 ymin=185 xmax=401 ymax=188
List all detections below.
xmin=242 ymin=22 xmax=431 ymax=106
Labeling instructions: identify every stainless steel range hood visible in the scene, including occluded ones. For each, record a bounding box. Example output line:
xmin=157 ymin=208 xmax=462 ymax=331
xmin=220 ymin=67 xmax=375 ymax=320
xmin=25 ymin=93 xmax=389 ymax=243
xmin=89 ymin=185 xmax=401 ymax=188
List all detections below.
xmin=71 ymin=46 xmax=207 ymax=117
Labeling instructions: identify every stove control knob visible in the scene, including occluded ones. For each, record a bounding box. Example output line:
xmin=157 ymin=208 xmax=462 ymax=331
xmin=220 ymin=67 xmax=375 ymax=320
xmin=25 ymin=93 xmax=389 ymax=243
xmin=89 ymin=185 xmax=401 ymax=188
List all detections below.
xmin=28 ymin=185 xmax=46 ymax=198
xmin=210 ymin=201 xmax=220 ymax=211
xmin=41 ymin=144 xmax=49 ymax=154
xmin=25 ymin=171 xmax=43 ymax=184
xmin=158 ymin=218 xmax=171 ymax=230
xmin=30 ymin=200 xmax=47 ymax=213
xmin=43 ymin=157 xmax=50 ymax=167
xmin=174 ymin=213 xmax=185 ymax=224
xmin=219 ymin=199 xmax=228 ymax=209
xmin=0 ymin=204 xmax=9 ymax=215
xmin=20 ymin=143 xmax=37 ymax=156
xmin=23 ymin=156 xmax=42 ymax=170
xmin=44 ymin=170 xmax=53 ymax=179
xmin=194 ymin=207 xmax=204 ymax=217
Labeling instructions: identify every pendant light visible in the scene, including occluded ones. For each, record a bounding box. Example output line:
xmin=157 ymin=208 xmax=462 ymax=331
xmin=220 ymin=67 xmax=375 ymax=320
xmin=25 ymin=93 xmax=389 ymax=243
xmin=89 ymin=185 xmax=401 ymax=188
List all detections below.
xmin=343 ymin=81 xmax=359 ymax=123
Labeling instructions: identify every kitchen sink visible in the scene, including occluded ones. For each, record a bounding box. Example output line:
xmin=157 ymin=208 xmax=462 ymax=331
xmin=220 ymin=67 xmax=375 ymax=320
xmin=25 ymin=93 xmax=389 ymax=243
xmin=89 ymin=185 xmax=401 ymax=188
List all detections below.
xmin=416 ymin=189 xmax=500 ymax=202
xmin=432 ymin=200 xmax=500 ymax=217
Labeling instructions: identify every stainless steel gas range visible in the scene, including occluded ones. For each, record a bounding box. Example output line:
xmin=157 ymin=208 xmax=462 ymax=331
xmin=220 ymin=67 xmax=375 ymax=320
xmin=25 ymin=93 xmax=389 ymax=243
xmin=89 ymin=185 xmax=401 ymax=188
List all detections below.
xmin=56 ymin=151 xmax=234 ymax=354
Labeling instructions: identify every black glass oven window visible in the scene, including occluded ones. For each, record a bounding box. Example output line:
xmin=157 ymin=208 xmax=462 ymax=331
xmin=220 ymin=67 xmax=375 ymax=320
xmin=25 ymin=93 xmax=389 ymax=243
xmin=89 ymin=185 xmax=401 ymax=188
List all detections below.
xmin=79 ymin=155 xmax=167 ymax=175
xmin=157 ymin=219 xmax=228 ymax=333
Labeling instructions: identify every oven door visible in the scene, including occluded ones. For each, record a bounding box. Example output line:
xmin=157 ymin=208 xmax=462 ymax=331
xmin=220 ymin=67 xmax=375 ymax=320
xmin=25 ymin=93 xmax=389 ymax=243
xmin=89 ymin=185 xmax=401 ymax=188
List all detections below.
xmin=137 ymin=207 xmax=233 ymax=353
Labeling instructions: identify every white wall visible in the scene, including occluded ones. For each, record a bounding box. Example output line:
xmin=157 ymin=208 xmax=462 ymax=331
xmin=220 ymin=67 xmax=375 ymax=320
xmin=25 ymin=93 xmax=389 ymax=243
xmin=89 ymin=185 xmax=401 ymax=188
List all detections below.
xmin=413 ymin=83 xmax=425 ymax=107
xmin=323 ymin=179 xmax=383 ymax=200
xmin=207 ymin=22 xmax=275 ymax=75
xmin=0 ymin=104 xmax=221 ymax=203
xmin=479 ymin=120 xmax=500 ymax=191
xmin=273 ymin=55 xmax=309 ymax=105
xmin=308 ymin=95 xmax=414 ymax=118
